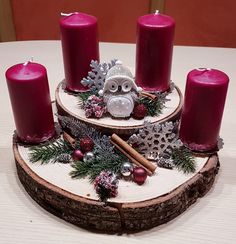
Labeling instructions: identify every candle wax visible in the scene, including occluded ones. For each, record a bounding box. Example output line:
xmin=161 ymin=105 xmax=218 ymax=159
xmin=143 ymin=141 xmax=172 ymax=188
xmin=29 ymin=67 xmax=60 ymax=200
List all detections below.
xmin=60 ymin=12 xmax=99 ymax=92
xmin=179 ymin=68 xmax=229 ymax=151
xmin=6 ymin=62 xmax=55 ymax=144
xmin=135 ymin=12 xmax=175 ymax=92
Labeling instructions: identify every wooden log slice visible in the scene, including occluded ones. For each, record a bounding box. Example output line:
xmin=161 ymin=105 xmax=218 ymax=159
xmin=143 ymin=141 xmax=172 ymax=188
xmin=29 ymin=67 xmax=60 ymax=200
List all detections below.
xmin=55 ymin=81 xmax=183 ymax=136
xmin=14 ymin=138 xmax=220 ymax=233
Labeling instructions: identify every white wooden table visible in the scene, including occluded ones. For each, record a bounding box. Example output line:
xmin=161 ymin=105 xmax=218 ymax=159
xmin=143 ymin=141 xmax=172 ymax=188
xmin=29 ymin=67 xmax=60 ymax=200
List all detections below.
xmin=0 ymin=41 xmax=236 ymax=244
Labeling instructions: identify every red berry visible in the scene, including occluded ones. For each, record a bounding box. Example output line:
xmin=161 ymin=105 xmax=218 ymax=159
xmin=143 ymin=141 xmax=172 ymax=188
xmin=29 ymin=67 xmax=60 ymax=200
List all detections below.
xmin=80 ymin=137 xmax=94 ymax=153
xmin=133 ymin=167 xmax=148 ymax=185
xmin=133 ymin=104 xmax=147 ymax=120
xmin=72 ymin=149 xmax=84 ymax=161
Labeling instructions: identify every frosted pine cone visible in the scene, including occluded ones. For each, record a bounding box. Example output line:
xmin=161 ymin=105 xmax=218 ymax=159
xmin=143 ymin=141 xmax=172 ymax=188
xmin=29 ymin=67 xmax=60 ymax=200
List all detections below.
xmin=84 ymin=95 xmax=106 ymax=118
xmin=94 ymin=171 xmax=119 ymax=202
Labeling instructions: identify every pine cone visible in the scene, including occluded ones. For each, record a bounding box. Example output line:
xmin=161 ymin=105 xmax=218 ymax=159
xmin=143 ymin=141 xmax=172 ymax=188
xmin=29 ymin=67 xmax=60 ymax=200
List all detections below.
xmin=57 ymin=153 xmax=71 ymax=164
xmin=94 ymin=171 xmax=118 ymax=202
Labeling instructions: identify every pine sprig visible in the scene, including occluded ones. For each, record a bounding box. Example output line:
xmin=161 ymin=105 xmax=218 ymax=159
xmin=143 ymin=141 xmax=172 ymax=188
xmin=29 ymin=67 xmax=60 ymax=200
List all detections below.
xmin=78 ymin=89 xmax=98 ymax=102
xmin=29 ymin=139 xmax=73 ymax=164
xmin=70 ymin=150 xmax=126 ymax=182
xmin=58 ymin=115 xmax=117 ymax=162
xmin=78 ymin=91 xmax=92 ymax=102
xmin=138 ymin=87 xmax=173 ymax=117
xmin=171 ymin=147 xmax=196 ymax=174
xmin=139 ymin=96 xmax=164 ymax=116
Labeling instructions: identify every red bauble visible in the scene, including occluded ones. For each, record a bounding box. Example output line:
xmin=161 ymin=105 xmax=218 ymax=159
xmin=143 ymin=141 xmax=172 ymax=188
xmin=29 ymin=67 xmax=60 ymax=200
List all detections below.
xmin=80 ymin=137 xmax=94 ymax=153
xmin=133 ymin=167 xmax=148 ymax=185
xmin=72 ymin=149 xmax=84 ymax=161
xmin=133 ymin=104 xmax=148 ymax=120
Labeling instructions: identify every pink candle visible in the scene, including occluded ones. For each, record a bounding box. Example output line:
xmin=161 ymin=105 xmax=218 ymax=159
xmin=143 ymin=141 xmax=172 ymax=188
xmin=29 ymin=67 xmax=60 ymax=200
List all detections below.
xmin=135 ymin=11 xmax=175 ymax=92
xmin=6 ymin=61 xmax=55 ymax=144
xmin=179 ymin=68 xmax=229 ymax=151
xmin=60 ymin=12 xmax=99 ymax=92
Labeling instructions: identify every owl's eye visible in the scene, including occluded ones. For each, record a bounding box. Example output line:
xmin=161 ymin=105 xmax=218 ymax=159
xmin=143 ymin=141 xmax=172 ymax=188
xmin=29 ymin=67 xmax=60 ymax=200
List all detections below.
xmin=122 ymin=81 xmax=132 ymax=92
xmin=108 ymin=80 xmax=118 ymax=93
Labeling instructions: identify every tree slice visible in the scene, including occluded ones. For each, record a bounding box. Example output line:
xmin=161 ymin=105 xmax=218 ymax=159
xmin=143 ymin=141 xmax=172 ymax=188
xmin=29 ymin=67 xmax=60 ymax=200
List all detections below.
xmin=13 ymin=138 xmax=220 ymax=233
xmin=55 ymin=81 xmax=183 ymax=136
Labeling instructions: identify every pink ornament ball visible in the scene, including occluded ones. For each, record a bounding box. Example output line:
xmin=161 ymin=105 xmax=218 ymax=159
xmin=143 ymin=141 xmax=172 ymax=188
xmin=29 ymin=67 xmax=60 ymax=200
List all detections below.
xmin=72 ymin=149 xmax=84 ymax=161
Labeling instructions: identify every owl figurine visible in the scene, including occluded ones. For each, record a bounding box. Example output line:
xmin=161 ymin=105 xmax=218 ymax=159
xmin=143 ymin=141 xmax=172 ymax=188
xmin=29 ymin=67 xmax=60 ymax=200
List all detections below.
xmin=99 ymin=61 xmax=142 ymax=118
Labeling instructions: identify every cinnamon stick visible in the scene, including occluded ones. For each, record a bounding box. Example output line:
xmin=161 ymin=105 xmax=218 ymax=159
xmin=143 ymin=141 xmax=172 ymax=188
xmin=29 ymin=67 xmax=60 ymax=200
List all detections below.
xmin=111 ymin=134 xmax=157 ymax=174
xmin=63 ymin=132 xmax=76 ymax=148
xmin=110 ymin=140 xmax=152 ymax=176
xmin=140 ymin=91 xmax=157 ymax=101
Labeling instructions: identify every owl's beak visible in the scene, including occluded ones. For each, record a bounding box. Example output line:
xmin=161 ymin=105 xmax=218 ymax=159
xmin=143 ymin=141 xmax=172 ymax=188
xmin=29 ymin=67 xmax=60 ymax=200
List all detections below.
xmin=118 ymin=85 xmax=122 ymax=92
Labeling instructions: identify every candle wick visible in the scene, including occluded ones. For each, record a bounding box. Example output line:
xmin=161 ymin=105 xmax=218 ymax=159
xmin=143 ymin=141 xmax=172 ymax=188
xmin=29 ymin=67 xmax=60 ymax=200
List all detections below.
xmin=115 ymin=60 xmax=123 ymax=65
xmin=196 ymin=68 xmax=212 ymax=72
xmin=196 ymin=68 xmax=206 ymax=71
xmin=23 ymin=57 xmax=34 ymax=66
xmin=154 ymin=10 xmax=159 ymax=15
xmin=61 ymin=12 xmax=79 ymax=17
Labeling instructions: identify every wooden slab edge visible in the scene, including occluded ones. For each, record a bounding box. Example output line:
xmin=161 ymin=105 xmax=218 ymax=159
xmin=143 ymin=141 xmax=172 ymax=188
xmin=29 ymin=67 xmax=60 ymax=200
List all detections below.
xmin=14 ymin=139 xmax=219 ymax=233
xmin=13 ymin=141 xmax=122 ymax=233
xmin=118 ymin=155 xmax=220 ymax=231
xmin=55 ymin=82 xmax=183 ymax=136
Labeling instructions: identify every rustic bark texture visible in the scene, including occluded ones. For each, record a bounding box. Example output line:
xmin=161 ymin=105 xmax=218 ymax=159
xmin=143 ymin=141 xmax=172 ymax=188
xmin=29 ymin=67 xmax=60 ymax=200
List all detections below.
xmin=14 ymin=140 xmax=219 ymax=233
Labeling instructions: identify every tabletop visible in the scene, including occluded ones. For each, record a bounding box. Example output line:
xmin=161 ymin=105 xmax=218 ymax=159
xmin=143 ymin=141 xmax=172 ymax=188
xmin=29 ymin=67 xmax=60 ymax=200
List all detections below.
xmin=0 ymin=41 xmax=236 ymax=244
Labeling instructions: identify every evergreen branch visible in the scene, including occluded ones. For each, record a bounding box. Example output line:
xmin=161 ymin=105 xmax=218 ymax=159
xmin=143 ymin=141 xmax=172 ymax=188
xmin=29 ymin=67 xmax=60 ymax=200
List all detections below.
xmin=70 ymin=150 xmax=126 ymax=182
xmin=78 ymin=91 xmax=95 ymax=103
xmin=138 ymin=87 xmax=174 ymax=117
xmin=139 ymin=96 xmax=164 ymax=116
xmin=29 ymin=139 xmax=73 ymax=164
xmin=58 ymin=115 xmax=116 ymax=161
xmin=171 ymin=147 xmax=196 ymax=174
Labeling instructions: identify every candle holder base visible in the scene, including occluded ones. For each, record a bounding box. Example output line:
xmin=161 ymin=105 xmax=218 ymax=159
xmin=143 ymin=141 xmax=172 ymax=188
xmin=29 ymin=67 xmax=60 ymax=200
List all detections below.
xmin=55 ymin=81 xmax=183 ymax=136
xmin=13 ymin=137 xmax=220 ymax=233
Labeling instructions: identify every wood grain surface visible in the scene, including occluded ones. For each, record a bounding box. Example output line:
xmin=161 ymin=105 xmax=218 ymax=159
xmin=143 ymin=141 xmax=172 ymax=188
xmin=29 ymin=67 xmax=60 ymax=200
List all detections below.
xmin=13 ymin=138 xmax=219 ymax=233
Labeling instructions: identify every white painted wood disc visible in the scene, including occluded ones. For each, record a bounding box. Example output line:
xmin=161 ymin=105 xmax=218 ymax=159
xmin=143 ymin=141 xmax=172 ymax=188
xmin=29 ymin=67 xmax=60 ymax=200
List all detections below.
xmin=17 ymin=143 xmax=208 ymax=203
xmin=55 ymin=82 xmax=183 ymax=135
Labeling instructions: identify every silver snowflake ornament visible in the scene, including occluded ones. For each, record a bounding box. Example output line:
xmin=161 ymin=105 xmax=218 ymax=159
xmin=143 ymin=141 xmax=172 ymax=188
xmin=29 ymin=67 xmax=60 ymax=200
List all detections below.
xmin=81 ymin=59 xmax=117 ymax=91
xmin=128 ymin=121 xmax=183 ymax=161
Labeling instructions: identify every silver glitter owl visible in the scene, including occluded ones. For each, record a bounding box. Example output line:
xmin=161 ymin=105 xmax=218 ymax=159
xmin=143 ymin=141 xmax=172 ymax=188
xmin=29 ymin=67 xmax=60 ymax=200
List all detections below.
xmin=99 ymin=61 xmax=142 ymax=118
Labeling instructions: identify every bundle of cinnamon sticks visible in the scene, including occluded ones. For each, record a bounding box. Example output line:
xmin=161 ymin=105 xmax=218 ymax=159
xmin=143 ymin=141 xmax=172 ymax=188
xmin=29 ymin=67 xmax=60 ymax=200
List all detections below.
xmin=111 ymin=133 xmax=157 ymax=175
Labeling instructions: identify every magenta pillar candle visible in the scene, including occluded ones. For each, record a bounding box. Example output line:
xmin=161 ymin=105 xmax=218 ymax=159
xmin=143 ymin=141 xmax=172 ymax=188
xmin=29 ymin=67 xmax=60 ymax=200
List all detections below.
xmin=135 ymin=11 xmax=175 ymax=92
xmin=60 ymin=12 xmax=99 ymax=92
xmin=179 ymin=68 xmax=229 ymax=151
xmin=6 ymin=62 xmax=55 ymax=144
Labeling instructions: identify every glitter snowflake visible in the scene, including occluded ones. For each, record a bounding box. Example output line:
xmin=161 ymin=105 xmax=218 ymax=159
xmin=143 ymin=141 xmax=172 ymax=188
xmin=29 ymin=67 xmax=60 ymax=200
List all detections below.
xmin=128 ymin=121 xmax=183 ymax=161
xmin=81 ymin=59 xmax=117 ymax=91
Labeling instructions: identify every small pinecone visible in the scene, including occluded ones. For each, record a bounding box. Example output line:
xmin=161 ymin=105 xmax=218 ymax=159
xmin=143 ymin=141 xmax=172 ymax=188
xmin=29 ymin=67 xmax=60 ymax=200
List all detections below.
xmin=133 ymin=104 xmax=148 ymax=119
xmin=57 ymin=153 xmax=71 ymax=164
xmin=157 ymin=157 xmax=174 ymax=169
